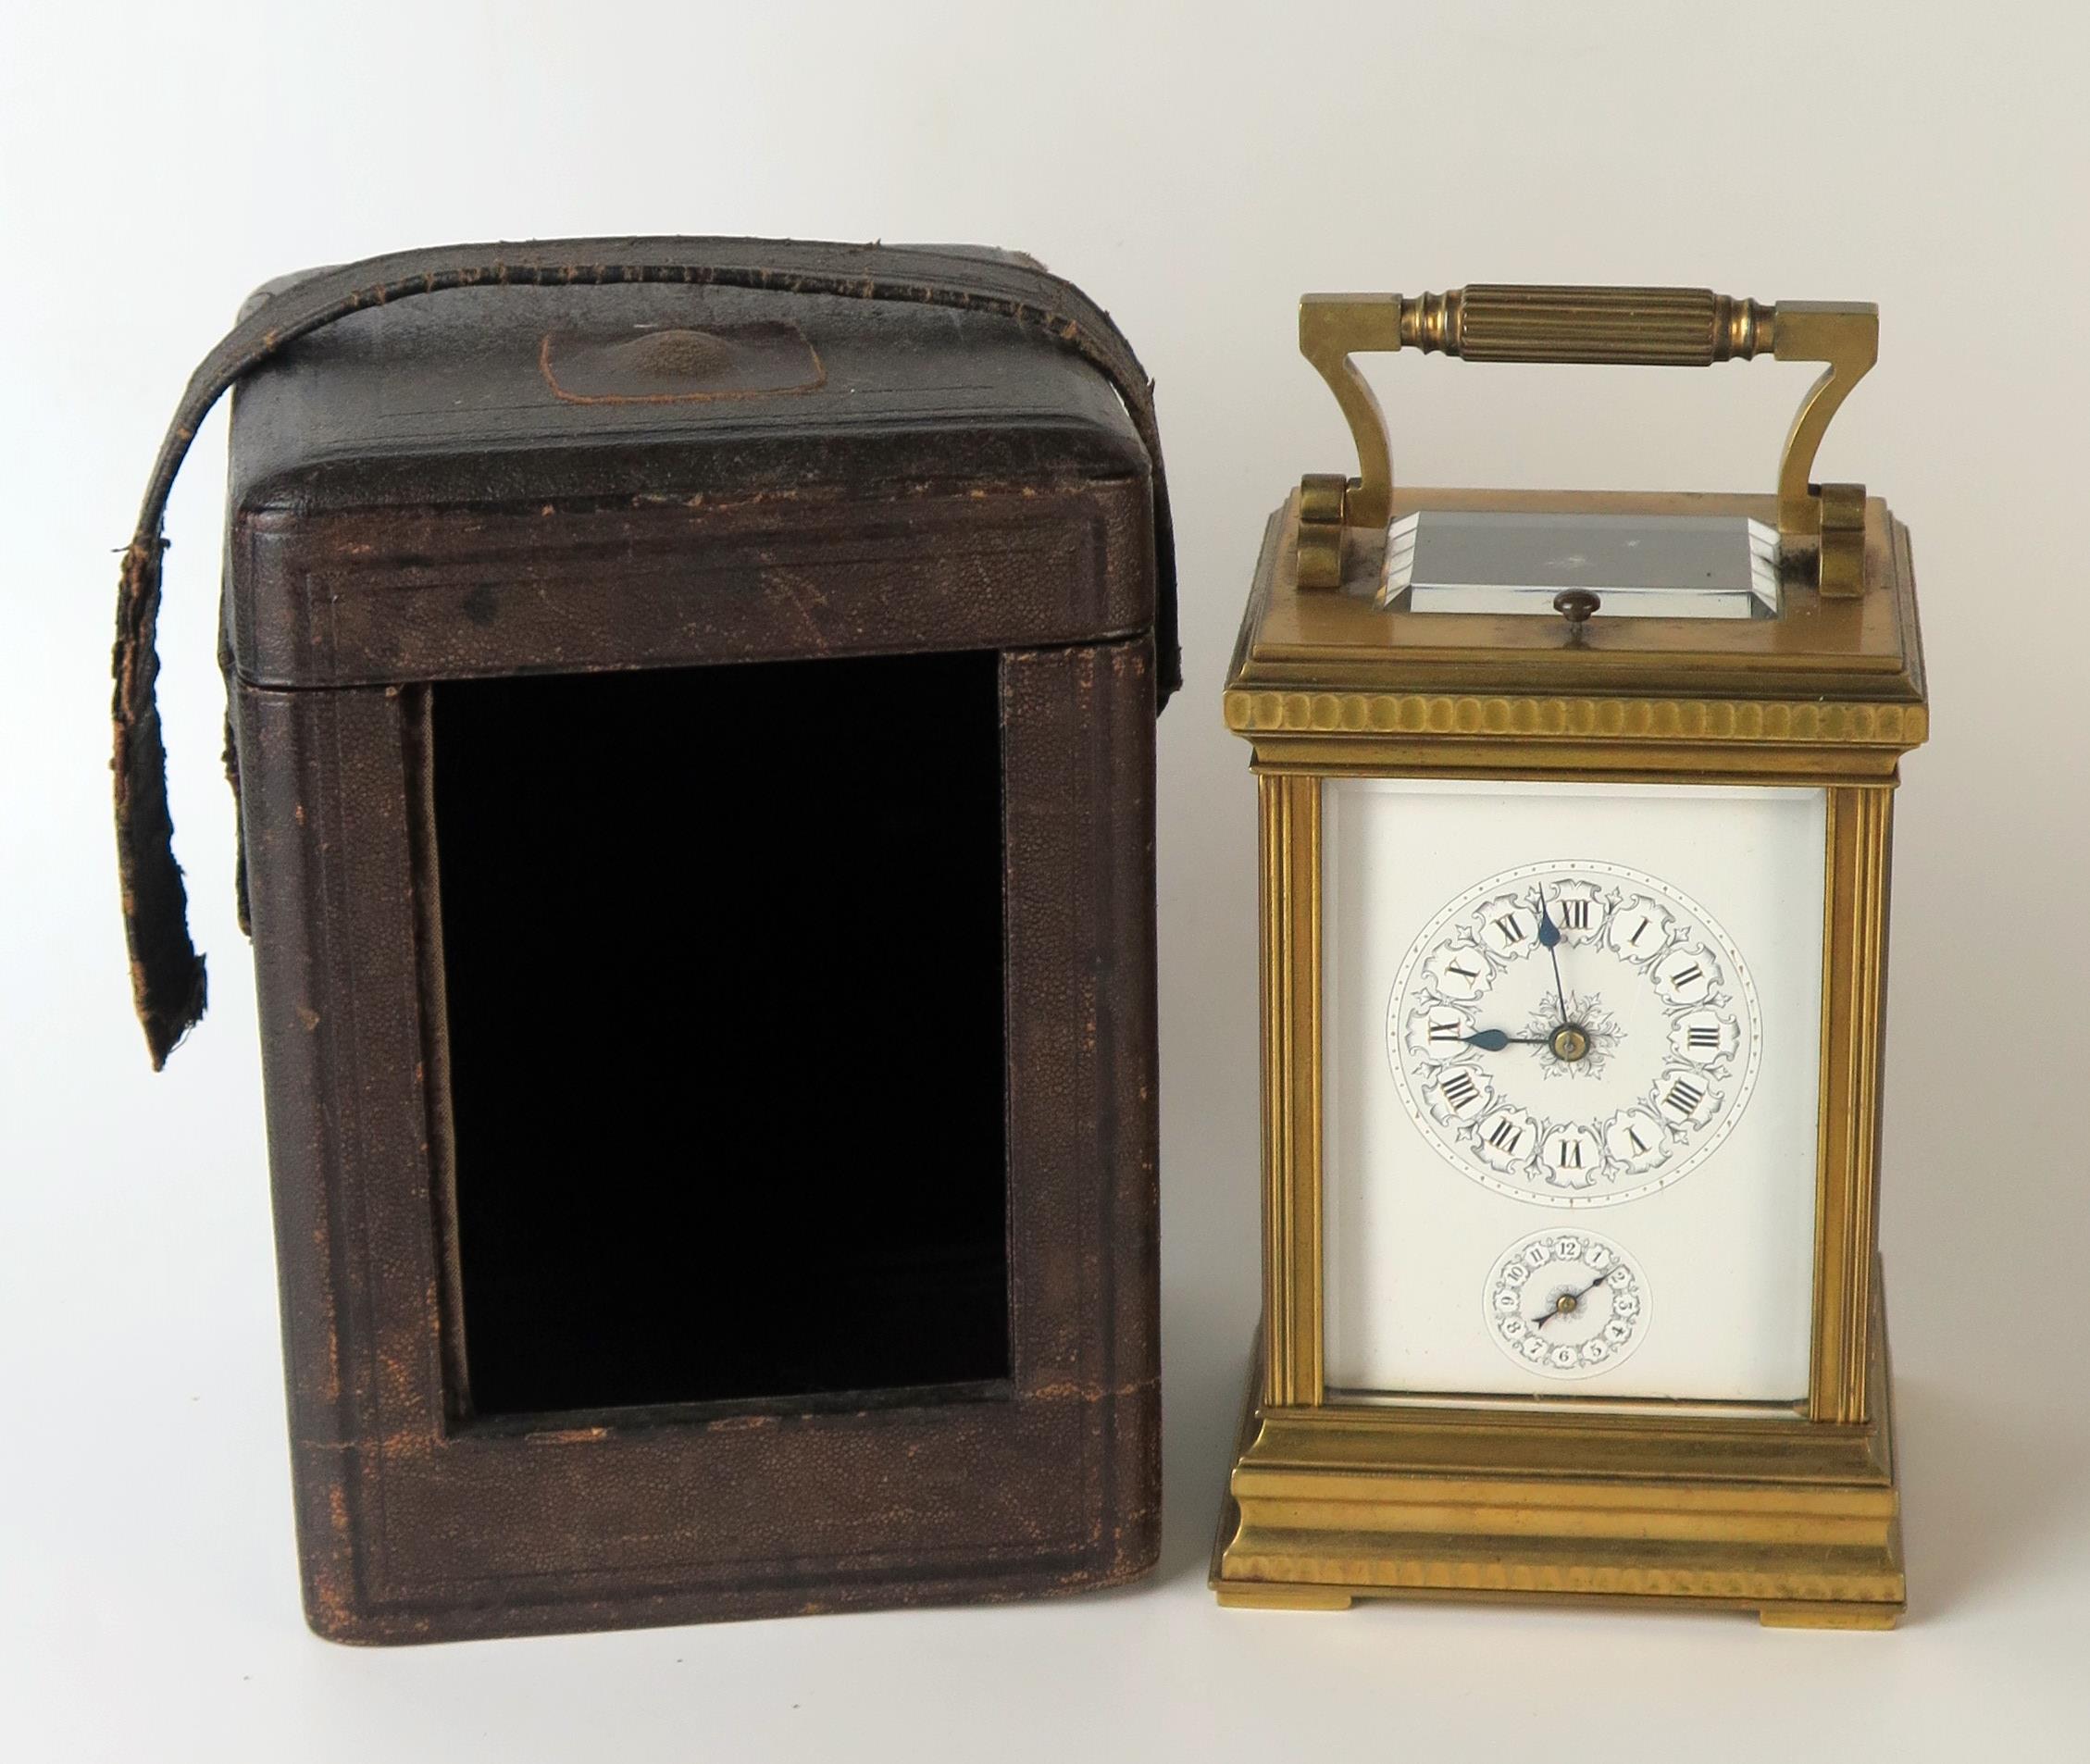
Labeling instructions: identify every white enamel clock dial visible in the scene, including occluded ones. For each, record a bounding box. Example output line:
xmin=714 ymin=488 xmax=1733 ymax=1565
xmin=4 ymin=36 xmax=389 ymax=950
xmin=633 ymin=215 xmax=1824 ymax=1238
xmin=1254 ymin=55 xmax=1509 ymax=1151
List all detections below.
xmin=1485 ymin=1229 xmax=1650 ymax=1380
xmin=1389 ymin=862 xmax=1760 ymax=1207
xmin=1321 ymin=778 xmax=1828 ymax=1403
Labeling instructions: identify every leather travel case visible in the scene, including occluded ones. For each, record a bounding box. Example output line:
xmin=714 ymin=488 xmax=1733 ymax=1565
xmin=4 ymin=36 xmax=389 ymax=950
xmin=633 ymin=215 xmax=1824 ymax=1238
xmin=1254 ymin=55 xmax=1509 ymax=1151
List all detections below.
xmin=111 ymin=239 xmax=1172 ymax=1641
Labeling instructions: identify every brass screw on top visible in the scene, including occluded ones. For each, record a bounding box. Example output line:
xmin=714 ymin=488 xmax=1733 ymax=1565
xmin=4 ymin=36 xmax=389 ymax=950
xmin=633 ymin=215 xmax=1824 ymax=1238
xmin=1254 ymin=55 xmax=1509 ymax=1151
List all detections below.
xmin=1549 ymin=1025 xmax=1592 ymax=1062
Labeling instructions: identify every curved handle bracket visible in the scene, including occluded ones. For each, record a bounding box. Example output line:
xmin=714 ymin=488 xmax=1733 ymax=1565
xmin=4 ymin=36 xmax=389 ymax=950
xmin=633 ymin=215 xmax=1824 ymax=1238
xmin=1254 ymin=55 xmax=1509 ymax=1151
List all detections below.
xmin=1295 ymin=287 xmax=1879 ymax=597
xmin=1771 ymin=302 xmax=1879 ymax=596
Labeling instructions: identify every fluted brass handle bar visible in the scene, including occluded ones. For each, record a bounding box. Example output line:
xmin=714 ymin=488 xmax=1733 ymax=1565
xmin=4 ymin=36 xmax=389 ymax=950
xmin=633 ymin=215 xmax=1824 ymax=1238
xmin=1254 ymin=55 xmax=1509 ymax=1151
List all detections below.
xmin=1296 ymin=285 xmax=1878 ymax=595
xmin=1407 ymin=286 xmax=1772 ymax=366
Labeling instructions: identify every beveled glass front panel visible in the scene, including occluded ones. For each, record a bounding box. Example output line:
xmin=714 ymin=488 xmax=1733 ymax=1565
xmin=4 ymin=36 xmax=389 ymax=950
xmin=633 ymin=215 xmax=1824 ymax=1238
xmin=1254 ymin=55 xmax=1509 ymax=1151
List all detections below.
xmin=1320 ymin=777 xmax=1827 ymax=1403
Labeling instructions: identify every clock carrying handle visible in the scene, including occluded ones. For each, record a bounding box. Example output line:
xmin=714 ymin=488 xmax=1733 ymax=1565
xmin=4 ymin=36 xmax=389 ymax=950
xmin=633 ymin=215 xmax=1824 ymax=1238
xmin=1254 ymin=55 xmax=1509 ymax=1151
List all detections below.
xmin=1294 ymin=285 xmax=1879 ymax=596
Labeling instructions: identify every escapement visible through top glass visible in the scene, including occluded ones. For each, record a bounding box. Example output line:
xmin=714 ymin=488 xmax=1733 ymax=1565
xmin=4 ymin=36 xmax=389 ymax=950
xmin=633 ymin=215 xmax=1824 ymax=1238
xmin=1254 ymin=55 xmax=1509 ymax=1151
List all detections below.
xmin=1380 ymin=511 xmax=1781 ymax=619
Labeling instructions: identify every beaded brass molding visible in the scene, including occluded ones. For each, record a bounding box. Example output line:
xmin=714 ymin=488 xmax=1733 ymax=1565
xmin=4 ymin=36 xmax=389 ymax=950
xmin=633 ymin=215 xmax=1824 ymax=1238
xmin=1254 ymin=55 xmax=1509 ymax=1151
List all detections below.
xmin=1225 ymin=689 xmax=1927 ymax=748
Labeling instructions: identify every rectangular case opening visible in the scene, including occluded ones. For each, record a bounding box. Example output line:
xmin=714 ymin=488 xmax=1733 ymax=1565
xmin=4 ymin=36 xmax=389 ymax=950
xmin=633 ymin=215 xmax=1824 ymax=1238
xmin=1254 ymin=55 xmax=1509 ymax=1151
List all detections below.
xmin=429 ymin=651 xmax=1012 ymax=1419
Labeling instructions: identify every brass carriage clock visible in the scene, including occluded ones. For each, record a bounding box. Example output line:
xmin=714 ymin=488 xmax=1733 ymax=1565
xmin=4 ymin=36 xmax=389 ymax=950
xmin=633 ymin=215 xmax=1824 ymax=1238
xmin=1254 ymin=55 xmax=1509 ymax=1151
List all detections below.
xmin=1212 ymin=286 xmax=1926 ymax=1627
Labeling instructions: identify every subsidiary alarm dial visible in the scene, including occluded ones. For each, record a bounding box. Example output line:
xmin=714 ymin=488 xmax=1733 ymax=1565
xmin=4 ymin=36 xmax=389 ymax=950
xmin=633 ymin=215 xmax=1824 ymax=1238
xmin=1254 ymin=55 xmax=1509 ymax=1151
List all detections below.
xmin=1485 ymin=1229 xmax=1650 ymax=1379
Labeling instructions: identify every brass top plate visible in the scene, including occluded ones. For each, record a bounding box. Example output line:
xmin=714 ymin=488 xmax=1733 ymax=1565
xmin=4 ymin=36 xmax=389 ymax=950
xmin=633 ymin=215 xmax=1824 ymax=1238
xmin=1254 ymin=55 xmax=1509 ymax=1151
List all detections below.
xmin=1226 ymin=488 xmax=1926 ymax=728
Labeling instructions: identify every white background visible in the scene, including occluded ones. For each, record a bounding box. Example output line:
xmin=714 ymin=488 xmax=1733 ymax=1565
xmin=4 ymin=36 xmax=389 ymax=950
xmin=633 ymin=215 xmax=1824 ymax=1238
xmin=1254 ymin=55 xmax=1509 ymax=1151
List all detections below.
xmin=3 ymin=3 xmax=2085 ymax=1758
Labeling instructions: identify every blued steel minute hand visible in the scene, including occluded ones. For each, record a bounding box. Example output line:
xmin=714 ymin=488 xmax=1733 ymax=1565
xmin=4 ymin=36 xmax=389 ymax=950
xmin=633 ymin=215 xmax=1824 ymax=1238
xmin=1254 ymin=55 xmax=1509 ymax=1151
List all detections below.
xmin=1536 ymin=888 xmax=1569 ymax=1023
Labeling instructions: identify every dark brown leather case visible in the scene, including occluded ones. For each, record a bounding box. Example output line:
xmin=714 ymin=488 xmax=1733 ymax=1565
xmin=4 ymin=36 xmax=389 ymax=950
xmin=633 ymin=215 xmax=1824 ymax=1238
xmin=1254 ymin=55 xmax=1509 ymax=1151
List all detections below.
xmin=113 ymin=241 xmax=1169 ymax=1642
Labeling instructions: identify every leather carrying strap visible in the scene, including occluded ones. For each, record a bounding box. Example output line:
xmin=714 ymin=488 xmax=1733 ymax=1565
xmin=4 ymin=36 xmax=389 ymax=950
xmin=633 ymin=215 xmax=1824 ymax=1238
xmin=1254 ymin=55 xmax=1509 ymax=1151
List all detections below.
xmin=113 ymin=236 xmax=1180 ymax=1067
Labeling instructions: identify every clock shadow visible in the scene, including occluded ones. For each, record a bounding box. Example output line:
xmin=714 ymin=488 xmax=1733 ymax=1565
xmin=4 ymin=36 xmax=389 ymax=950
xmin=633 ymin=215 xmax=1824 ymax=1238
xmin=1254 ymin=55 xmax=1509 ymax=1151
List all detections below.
xmin=1893 ymin=1375 xmax=2090 ymax=1622
xmin=1149 ymin=1291 xmax=1266 ymax=1591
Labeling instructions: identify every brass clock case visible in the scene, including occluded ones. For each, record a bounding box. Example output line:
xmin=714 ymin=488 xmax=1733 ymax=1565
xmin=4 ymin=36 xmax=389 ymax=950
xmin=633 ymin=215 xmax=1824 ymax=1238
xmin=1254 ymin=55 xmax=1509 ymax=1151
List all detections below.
xmin=1213 ymin=287 xmax=1927 ymax=1629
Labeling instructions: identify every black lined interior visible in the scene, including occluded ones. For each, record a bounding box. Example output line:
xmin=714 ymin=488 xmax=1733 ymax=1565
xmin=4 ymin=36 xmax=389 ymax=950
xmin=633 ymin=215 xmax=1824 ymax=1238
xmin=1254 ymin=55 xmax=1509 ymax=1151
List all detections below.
xmin=430 ymin=651 xmax=1011 ymax=1417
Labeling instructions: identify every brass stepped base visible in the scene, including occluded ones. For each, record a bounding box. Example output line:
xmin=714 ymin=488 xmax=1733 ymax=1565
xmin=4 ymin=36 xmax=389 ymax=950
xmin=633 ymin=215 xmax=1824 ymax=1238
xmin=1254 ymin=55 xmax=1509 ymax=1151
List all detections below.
xmin=1211 ymin=1291 xmax=1904 ymax=1630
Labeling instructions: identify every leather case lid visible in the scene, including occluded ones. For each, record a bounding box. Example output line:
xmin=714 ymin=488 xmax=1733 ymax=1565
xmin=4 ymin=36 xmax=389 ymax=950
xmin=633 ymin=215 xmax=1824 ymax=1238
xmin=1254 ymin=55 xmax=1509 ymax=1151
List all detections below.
xmin=228 ymin=279 xmax=1151 ymax=516
xmin=223 ymin=281 xmax=1159 ymax=692
xmin=114 ymin=236 xmax=1175 ymax=1068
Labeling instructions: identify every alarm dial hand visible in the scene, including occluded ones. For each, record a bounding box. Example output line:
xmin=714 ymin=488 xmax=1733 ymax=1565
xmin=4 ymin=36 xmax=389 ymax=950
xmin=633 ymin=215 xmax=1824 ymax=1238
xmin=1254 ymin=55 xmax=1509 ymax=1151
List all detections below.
xmin=1530 ymin=1269 xmax=1614 ymax=1327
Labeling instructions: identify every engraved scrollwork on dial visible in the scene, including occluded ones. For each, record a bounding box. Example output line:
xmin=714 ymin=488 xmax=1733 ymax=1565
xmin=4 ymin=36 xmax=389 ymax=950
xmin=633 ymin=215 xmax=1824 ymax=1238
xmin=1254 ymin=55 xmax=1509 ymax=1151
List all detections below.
xmin=1485 ymin=1228 xmax=1651 ymax=1379
xmin=1387 ymin=861 xmax=1760 ymax=1206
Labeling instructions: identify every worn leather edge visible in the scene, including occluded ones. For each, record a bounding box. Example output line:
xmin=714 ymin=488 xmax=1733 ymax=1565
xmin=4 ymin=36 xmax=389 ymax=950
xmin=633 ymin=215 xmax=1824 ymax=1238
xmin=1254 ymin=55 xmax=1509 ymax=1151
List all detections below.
xmin=235 ymin=638 xmax=1162 ymax=1640
xmin=114 ymin=235 xmax=1178 ymax=1066
xmin=227 ymin=478 xmax=1155 ymax=691
xmin=308 ymin=1541 xmax=1164 ymax=1645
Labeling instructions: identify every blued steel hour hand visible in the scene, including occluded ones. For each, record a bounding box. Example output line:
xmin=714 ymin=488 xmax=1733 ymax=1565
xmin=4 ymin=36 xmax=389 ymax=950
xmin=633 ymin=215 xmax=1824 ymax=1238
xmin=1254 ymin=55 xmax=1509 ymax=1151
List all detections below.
xmin=1462 ymin=1028 xmax=1549 ymax=1051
